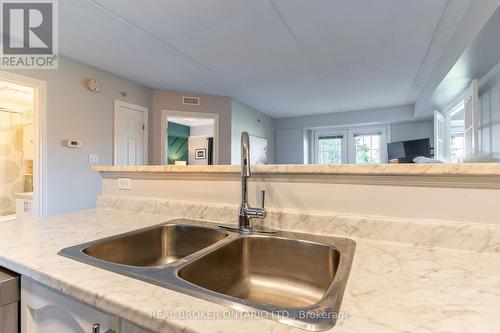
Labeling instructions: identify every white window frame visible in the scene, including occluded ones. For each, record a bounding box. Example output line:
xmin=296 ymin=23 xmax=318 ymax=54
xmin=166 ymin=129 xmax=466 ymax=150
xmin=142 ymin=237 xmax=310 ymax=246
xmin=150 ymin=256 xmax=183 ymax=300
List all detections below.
xmin=446 ymin=100 xmax=466 ymax=163
xmin=313 ymin=129 xmax=348 ymax=164
xmin=441 ymin=94 xmax=467 ymax=162
xmin=312 ymin=125 xmax=389 ymax=164
xmin=439 ymin=80 xmax=478 ymax=162
xmin=348 ymin=126 xmax=388 ymax=164
xmin=434 ymin=110 xmax=445 ymax=161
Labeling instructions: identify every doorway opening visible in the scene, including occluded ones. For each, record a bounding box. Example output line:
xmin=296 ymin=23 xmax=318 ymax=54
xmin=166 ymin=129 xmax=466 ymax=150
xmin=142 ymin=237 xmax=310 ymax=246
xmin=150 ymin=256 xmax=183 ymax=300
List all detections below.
xmin=161 ymin=110 xmax=219 ymax=165
xmin=0 ymin=71 xmax=47 ymax=220
xmin=167 ymin=117 xmax=214 ymax=165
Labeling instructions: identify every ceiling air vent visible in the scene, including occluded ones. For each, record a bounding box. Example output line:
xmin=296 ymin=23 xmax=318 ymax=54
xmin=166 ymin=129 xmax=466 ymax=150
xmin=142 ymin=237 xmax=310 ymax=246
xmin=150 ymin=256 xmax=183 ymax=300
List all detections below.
xmin=183 ymin=96 xmax=200 ymax=105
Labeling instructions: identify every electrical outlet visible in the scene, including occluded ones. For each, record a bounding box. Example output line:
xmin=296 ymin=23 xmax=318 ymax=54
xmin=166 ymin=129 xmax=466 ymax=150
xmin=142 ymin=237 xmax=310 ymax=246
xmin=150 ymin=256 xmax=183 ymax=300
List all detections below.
xmin=117 ymin=178 xmax=132 ymax=190
xmin=88 ymin=154 xmax=99 ymax=164
xmin=23 ymin=200 xmax=32 ymax=213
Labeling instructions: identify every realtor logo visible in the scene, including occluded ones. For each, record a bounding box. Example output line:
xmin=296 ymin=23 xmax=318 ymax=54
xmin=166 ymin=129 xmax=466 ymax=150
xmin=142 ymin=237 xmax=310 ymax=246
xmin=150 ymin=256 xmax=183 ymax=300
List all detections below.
xmin=1 ymin=0 xmax=58 ymax=69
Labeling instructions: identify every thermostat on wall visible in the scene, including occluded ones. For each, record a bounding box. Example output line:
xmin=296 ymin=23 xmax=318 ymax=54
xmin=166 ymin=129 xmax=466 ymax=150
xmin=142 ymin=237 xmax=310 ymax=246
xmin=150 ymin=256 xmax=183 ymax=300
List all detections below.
xmin=65 ymin=139 xmax=82 ymax=148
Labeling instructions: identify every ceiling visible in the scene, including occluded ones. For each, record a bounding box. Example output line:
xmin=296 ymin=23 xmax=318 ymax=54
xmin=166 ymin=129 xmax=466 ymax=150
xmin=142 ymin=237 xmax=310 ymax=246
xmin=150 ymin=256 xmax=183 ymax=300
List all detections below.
xmin=0 ymin=80 xmax=34 ymax=113
xmin=432 ymin=6 xmax=500 ymax=111
xmin=59 ymin=0 xmax=474 ymax=118
xmin=167 ymin=116 xmax=214 ymax=127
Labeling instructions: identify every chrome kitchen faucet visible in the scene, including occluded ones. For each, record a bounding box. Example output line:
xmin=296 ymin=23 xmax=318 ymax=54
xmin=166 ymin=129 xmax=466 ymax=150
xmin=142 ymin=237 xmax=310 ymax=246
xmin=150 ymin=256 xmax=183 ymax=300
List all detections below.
xmin=220 ymin=132 xmax=275 ymax=234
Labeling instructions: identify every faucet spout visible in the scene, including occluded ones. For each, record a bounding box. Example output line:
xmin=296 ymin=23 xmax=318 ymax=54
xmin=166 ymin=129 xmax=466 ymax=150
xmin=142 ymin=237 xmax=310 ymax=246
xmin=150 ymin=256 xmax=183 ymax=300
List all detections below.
xmin=241 ymin=132 xmax=251 ymax=177
xmin=238 ymin=132 xmax=266 ymax=231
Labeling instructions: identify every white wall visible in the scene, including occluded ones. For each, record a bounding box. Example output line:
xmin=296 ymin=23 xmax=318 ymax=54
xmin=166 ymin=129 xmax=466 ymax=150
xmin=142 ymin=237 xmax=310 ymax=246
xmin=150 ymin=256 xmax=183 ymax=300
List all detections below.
xmin=190 ymin=125 xmax=213 ymax=137
xmin=188 ymin=125 xmax=213 ymax=165
xmin=8 ymin=58 xmax=152 ymax=214
xmin=101 ymin=173 xmax=500 ymax=224
xmin=231 ymin=99 xmax=275 ymax=164
xmin=188 ymin=136 xmax=209 ymax=165
xmin=390 ymin=121 xmax=434 ymax=145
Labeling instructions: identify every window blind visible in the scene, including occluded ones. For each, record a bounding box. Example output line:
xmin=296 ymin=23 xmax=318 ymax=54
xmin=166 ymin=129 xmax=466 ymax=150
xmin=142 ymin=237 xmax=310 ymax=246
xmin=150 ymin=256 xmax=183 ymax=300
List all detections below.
xmin=353 ymin=133 xmax=381 ymax=137
xmin=318 ymin=135 xmax=343 ymax=140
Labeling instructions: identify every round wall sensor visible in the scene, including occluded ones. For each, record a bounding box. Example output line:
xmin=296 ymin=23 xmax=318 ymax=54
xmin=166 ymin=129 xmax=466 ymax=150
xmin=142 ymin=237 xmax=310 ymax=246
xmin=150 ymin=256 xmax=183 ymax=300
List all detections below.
xmin=86 ymin=79 xmax=101 ymax=93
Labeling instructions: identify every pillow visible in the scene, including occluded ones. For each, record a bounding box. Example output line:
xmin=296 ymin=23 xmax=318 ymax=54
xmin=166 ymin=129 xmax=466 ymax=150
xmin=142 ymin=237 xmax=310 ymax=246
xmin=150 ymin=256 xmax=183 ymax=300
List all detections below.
xmin=413 ymin=156 xmax=444 ymax=164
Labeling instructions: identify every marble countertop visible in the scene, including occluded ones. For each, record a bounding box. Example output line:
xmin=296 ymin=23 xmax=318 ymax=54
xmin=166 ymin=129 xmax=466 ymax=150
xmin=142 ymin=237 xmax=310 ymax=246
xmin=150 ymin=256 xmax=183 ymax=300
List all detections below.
xmin=0 ymin=209 xmax=499 ymax=332
xmin=93 ymin=163 xmax=500 ymax=176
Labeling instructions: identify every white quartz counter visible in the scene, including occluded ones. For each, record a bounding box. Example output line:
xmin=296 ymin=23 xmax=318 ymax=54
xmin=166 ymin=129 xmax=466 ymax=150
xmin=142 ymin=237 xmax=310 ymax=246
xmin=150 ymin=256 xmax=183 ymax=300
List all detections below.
xmin=93 ymin=163 xmax=500 ymax=177
xmin=0 ymin=208 xmax=499 ymax=332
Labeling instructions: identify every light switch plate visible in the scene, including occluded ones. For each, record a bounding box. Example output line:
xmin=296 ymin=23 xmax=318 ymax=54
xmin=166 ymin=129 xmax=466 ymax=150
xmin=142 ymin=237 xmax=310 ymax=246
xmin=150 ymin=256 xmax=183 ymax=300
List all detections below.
xmin=88 ymin=154 xmax=99 ymax=164
xmin=117 ymin=178 xmax=132 ymax=190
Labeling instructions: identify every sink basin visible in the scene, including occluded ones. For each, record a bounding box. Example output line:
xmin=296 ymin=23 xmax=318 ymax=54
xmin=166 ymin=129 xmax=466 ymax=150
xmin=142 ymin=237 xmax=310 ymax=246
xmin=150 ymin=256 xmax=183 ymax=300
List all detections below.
xmin=59 ymin=220 xmax=355 ymax=331
xmin=82 ymin=224 xmax=227 ymax=267
xmin=178 ymin=236 xmax=339 ymax=308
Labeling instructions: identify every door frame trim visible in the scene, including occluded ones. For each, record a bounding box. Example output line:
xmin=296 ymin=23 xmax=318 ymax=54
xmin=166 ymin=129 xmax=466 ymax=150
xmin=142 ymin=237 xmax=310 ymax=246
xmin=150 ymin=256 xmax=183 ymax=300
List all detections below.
xmin=0 ymin=70 xmax=47 ymax=218
xmin=161 ymin=110 xmax=220 ymax=165
xmin=113 ymin=100 xmax=149 ymax=166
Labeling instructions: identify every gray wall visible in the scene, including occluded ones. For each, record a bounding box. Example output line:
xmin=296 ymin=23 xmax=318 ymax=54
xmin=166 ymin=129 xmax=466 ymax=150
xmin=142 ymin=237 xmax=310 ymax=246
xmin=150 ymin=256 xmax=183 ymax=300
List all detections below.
xmin=275 ymin=128 xmax=306 ymax=164
xmin=276 ymin=105 xmax=414 ymax=130
xmin=275 ymin=105 xmax=415 ymax=164
xmin=151 ymin=90 xmax=232 ymax=165
xmin=9 ymin=57 xmax=152 ymax=214
xmin=231 ymin=99 xmax=276 ymax=164
xmin=390 ymin=121 xmax=434 ymax=145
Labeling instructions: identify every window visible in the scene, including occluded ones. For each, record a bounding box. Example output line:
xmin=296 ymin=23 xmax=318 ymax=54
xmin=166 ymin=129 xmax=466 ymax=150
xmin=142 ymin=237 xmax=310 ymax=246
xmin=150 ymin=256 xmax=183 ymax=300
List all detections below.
xmin=354 ymin=133 xmax=382 ymax=164
xmin=313 ymin=126 xmax=387 ymax=164
xmin=450 ymin=133 xmax=464 ymax=162
xmin=436 ymin=80 xmax=479 ymax=163
xmin=318 ymin=135 xmax=343 ymax=164
xmin=448 ymin=103 xmax=465 ymax=163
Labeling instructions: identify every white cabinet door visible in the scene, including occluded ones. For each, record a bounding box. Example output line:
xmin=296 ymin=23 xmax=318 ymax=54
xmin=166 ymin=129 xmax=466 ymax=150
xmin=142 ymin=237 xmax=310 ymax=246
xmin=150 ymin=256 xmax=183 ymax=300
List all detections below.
xmin=21 ymin=277 xmax=117 ymax=333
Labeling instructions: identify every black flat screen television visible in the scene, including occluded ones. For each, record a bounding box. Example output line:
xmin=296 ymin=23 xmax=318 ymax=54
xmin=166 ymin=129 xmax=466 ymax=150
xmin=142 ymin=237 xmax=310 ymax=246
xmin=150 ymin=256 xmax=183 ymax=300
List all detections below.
xmin=387 ymin=138 xmax=431 ymax=162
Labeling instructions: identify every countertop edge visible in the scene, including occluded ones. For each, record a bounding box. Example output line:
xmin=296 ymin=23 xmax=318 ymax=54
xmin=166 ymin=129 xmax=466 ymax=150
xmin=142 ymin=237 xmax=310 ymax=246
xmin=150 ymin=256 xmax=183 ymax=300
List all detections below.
xmin=92 ymin=163 xmax=500 ymax=177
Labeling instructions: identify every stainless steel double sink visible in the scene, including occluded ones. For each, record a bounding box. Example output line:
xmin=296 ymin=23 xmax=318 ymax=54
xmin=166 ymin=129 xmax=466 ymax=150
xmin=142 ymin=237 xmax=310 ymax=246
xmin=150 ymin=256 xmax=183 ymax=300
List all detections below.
xmin=59 ymin=219 xmax=356 ymax=331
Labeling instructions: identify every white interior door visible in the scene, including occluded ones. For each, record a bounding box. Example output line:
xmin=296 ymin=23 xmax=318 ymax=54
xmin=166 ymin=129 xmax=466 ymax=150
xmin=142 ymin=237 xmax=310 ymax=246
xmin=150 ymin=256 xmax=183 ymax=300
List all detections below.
xmin=434 ymin=110 xmax=445 ymax=161
xmin=114 ymin=101 xmax=148 ymax=166
xmin=464 ymin=80 xmax=479 ymax=157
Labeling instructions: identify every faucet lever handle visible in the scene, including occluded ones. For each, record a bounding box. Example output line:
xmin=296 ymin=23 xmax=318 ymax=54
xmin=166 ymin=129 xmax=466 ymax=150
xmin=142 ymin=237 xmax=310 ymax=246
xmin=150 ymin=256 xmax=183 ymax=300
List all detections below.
xmin=260 ymin=190 xmax=266 ymax=209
